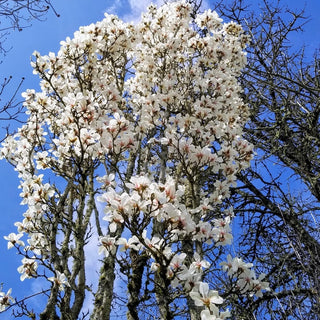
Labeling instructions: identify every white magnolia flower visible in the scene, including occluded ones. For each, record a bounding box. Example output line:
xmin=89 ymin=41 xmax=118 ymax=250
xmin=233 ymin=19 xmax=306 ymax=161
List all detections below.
xmin=200 ymin=309 xmax=231 ymax=320
xmin=251 ymin=274 xmax=270 ymax=297
xmin=190 ymin=252 xmax=210 ymax=273
xmin=99 ymin=236 xmax=117 ymax=257
xmin=168 ymin=252 xmax=187 ymax=274
xmin=0 ymin=288 xmax=15 ymax=312
xmin=48 ymin=271 xmax=70 ymax=291
xmin=17 ymin=258 xmax=38 ymax=281
xmin=116 ymin=236 xmax=141 ymax=251
xmin=220 ymin=254 xmax=253 ymax=277
xmin=4 ymin=233 xmax=25 ymax=249
xmin=190 ymin=282 xmax=223 ymax=310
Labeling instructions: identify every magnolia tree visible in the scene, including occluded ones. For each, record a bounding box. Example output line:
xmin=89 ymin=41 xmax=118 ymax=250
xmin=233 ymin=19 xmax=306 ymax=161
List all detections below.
xmin=0 ymin=2 xmax=269 ymax=319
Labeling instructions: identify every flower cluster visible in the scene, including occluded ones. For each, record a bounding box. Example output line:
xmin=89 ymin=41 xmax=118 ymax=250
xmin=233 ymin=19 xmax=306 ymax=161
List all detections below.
xmin=221 ymin=255 xmax=270 ymax=298
xmin=98 ymin=175 xmax=235 ymax=249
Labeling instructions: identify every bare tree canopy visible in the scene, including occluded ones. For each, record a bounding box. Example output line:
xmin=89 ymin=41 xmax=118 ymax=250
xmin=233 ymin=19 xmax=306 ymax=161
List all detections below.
xmin=0 ymin=0 xmax=58 ymax=140
xmin=209 ymin=0 xmax=320 ymax=318
xmin=0 ymin=0 xmax=58 ymax=56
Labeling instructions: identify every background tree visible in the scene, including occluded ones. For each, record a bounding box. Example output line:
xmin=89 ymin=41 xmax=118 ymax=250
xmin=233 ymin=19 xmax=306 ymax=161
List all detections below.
xmin=204 ymin=0 xmax=320 ymax=318
xmin=0 ymin=0 xmax=58 ymax=141
xmin=0 ymin=76 xmax=24 ymax=141
xmin=0 ymin=2 xmax=270 ymax=319
xmin=0 ymin=0 xmax=58 ymax=56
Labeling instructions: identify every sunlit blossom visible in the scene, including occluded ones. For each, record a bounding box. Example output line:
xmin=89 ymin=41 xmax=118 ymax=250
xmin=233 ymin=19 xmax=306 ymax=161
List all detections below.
xmin=190 ymin=282 xmax=223 ymax=310
xmin=0 ymin=288 xmax=15 ymax=312
xmin=4 ymin=232 xmax=24 ymax=249
xmin=48 ymin=271 xmax=70 ymax=291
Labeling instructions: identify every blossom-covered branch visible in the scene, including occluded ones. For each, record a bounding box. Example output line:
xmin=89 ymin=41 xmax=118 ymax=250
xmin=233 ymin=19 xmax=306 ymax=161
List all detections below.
xmin=0 ymin=2 xmax=268 ymax=319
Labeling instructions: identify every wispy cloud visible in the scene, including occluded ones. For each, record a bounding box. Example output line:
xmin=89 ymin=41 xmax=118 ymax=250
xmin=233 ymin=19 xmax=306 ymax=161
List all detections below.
xmin=122 ymin=0 xmax=164 ymax=23
xmin=105 ymin=0 xmax=210 ymax=23
xmin=104 ymin=0 xmax=123 ymax=15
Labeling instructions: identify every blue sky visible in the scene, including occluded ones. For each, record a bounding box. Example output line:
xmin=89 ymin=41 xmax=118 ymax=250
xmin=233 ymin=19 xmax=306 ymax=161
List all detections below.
xmin=0 ymin=0 xmax=319 ymax=318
